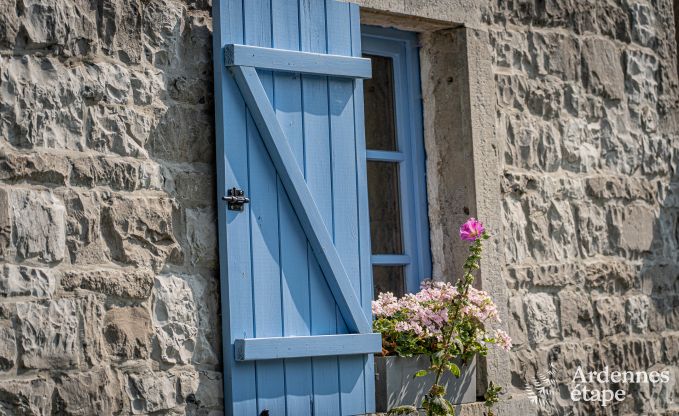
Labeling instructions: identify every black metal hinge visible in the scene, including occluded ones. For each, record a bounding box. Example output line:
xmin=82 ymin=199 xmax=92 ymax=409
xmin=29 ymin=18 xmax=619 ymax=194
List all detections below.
xmin=222 ymin=187 xmax=250 ymax=211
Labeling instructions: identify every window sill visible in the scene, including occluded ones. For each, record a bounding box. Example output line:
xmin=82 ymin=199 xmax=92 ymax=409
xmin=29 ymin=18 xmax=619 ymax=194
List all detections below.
xmin=366 ymin=394 xmax=536 ymax=415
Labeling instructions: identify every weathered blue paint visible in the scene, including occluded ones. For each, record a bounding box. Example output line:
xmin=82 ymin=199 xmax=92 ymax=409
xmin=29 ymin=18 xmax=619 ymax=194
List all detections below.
xmin=213 ymin=1 xmax=375 ymax=414
xmin=225 ymin=44 xmax=372 ymax=78
xmin=231 ymin=65 xmax=371 ymax=335
xmin=362 ymin=26 xmax=432 ymax=294
xmin=235 ymin=334 xmax=382 ymax=361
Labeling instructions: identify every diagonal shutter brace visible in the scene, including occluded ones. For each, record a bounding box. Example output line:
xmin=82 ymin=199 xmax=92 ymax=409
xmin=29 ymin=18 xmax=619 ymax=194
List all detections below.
xmin=225 ymin=43 xmax=380 ymax=360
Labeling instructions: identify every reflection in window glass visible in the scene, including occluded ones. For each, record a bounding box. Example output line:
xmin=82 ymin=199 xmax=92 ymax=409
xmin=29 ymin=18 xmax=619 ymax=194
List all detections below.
xmin=367 ymin=161 xmax=403 ymax=255
xmin=363 ymin=54 xmax=398 ymax=151
xmin=372 ymin=266 xmax=405 ymax=297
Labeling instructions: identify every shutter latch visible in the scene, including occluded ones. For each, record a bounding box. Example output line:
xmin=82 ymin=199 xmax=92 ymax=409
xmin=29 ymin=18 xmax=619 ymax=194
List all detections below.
xmin=222 ymin=187 xmax=250 ymax=211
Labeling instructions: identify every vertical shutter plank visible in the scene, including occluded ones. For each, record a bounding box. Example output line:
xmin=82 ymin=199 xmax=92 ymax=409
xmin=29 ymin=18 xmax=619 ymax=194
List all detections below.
xmin=214 ymin=0 xmax=258 ymax=414
xmin=272 ymin=0 xmax=314 ymax=414
xmin=300 ymin=1 xmax=342 ymax=413
xmin=244 ymin=0 xmax=287 ymax=414
xmin=326 ymin=1 xmax=367 ymax=414
xmin=350 ymin=3 xmax=376 ymax=410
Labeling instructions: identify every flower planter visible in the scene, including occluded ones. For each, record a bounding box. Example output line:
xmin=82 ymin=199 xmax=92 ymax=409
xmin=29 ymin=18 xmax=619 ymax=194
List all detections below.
xmin=374 ymin=355 xmax=476 ymax=412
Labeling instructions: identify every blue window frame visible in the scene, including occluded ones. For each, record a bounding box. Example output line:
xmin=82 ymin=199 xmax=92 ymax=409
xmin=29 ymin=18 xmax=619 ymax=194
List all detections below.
xmin=362 ymin=26 xmax=432 ymax=296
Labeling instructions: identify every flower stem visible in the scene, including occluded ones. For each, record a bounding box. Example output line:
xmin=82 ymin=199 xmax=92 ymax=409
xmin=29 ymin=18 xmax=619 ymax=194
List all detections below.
xmin=428 ymin=237 xmax=485 ymax=405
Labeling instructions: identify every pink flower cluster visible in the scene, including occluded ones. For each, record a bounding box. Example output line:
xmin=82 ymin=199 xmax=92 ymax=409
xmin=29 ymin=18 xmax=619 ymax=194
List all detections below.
xmin=494 ymin=329 xmax=512 ymax=351
xmin=460 ymin=287 xmax=500 ymax=323
xmin=372 ymin=280 xmax=504 ymax=343
xmin=373 ymin=281 xmax=456 ymax=340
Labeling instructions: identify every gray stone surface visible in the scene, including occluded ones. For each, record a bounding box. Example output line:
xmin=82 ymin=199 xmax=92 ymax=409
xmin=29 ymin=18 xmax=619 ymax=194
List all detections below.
xmin=0 ymin=0 xmax=677 ymax=414
xmin=361 ymin=0 xmax=679 ymax=415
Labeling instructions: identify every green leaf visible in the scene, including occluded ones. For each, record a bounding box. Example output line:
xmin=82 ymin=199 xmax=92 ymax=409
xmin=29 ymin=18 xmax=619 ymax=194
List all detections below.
xmin=448 ymin=363 xmax=461 ymax=377
xmin=387 ymin=405 xmax=419 ymax=415
xmin=414 ymin=370 xmax=428 ymax=378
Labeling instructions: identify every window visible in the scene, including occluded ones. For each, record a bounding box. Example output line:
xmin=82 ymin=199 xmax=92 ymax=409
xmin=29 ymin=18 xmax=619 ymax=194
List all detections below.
xmin=362 ymin=27 xmax=431 ymax=298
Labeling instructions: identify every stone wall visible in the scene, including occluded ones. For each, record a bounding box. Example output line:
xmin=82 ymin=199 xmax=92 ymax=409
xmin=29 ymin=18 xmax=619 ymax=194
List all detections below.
xmin=361 ymin=0 xmax=679 ymax=414
xmin=489 ymin=1 xmax=679 ymax=414
xmin=0 ymin=0 xmax=222 ymax=414
xmin=1 ymin=0 xmax=679 ymax=415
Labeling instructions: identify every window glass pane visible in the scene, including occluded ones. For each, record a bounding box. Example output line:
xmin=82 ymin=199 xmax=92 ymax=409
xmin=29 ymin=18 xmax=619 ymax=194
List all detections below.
xmin=363 ymin=54 xmax=398 ymax=151
xmin=372 ymin=266 xmax=405 ymax=298
xmin=367 ymin=161 xmax=403 ymax=254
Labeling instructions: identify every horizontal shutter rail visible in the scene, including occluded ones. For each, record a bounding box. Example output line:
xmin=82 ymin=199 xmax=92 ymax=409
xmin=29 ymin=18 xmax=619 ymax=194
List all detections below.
xmin=235 ymin=334 xmax=382 ymax=361
xmin=230 ymin=65 xmax=372 ymax=334
xmin=225 ymin=44 xmax=372 ymax=79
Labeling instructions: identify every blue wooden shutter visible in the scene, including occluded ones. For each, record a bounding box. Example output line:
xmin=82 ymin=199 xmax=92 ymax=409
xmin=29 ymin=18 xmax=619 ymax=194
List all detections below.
xmin=212 ymin=1 xmax=379 ymax=415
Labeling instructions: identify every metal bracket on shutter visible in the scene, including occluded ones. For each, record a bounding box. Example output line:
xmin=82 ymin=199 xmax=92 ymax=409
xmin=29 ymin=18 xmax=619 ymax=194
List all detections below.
xmin=222 ymin=187 xmax=250 ymax=211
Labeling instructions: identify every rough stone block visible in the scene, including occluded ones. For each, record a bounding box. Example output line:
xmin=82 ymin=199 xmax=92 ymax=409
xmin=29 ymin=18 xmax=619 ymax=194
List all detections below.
xmin=585 ymin=176 xmax=656 ymax=203
xmin=153 ymin=274 xmax=217 ymax=366
xmin=17 ymin=299 xmax=79 ymax=369
xmin=581 ymin=37 xmax=624 ymax=101
xmin=524 ymin=293 xmax=560 ymax=344
xmin=558 ymin=290 xmax=595 ymax=339
xmin=175 ymin=368 xmax=224 ymax=411
xmin=60 ymin=268 xmax=154 ymax=300
xmin=585 ymin=260 xmax=641 ymax=292
xmin=97 ymin=0 xmax=144 ymax=64
xmin=642 ymin=134 xmax=672 ymax=176
xmin=593 ymin=296 xmax=627 ymax=337
xmin=496 ymin=75 xmax=528 ymax=113
xmin=559 ymin=118 xmax=600 ymax=173
xmin=0 ymin=188 xmax=66 ymax=263
xmin=59 ymin=190 xmax=109 ymax=265
xmin=490 ymin=29 xmax=532 ymax=72
xmin=169 ymin=169 xmax=215 ymax=206
xmin=70 ymin=156 xmax=142 ymax=192
xmin=185 ymin=207 xmax=217 ymax=268
xmin=502 ymin=112 xmax=564 ymax=171
xmin=125 ymin=370 xmax=178 ymax=414
xmin=572 ymin=201 xmax=608 ymax=257
xmin=625 ymin=295 xmax=652 ymax=333
xmin=147 ymin=106 xmax=214 ymax=163
xmin=507 ymin=296 xmax=528 ymax=348
xmin=541 ymin=341 xmax=596 ymax=384
xmin=608 ymin=203 xmax=656 ymax=254
xmin=0 ymin=264 xmax=56 ymax=298
xmin=78 ymin=295 xmax=106 ymax=367
xmin=16 ymin=296 xmax=104 ymax=370
xmin=0 ymin=57 xmax=85 ymax=150
xmin=0 ymin=149 xmax=71 ymax=185
xmin=11 ymin=0 xmax=98 ymax=56
xmin=625 ymin=50 xmax=659 ymax=129
xmin=52 ymin=367 xmax=123 ymax=415
xmin=0 ymin=378 xmax=54 ymax=415
xmin=0 ymin=320 xmax=16 ymax=371
xmin=598 ymin=336 xmax=663 ymax=370
xmin=506 ymin=262 xmax=585 ymax=289
xmin=104 ymin=306 xmax=151 ymax=361
xmin=85 ymin=105 xmax=150 ymax=158
xmin=528 ymin=31 xmax=579 ymax=81
xmin=101 ymin=195 xmax=182 ymax=272
xmin=502 ymin=196 xmax=528 ymax=264
xmin=598 ymin=117 xmax=642 ymax=175
xmin=0 ymin=189 xmax=10 ymax=260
